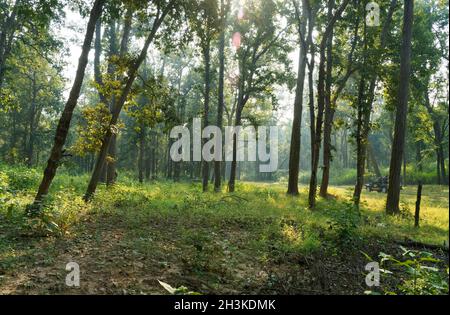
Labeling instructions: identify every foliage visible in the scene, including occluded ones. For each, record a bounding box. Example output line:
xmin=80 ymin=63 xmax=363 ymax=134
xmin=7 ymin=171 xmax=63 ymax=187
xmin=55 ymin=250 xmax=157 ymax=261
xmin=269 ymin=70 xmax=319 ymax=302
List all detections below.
xmin=70 ymin=103 xmax=113 ymax=156
xmin=365 ymin=247 xmax=449 ymax=295
xmin=325 ymin=201 xmax=362 ymax=247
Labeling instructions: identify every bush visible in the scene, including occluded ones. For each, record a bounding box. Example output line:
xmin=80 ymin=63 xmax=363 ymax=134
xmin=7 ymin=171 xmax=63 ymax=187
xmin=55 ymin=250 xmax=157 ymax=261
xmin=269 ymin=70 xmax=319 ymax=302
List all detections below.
xmin=325 ymin=201 xmax=362 ymax=247
xmin=0 ymin=171 xmax=10 ymax=212
xmin=0 ymin=166 xmax=40 ymax=191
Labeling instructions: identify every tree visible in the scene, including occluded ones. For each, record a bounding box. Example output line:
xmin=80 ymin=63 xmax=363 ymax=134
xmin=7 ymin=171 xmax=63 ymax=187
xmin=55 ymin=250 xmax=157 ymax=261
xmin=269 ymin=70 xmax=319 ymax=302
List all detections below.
xmin=409 ymin=0 xmax=448 ymax=185
xmin=214 ymin=0 xmax=230 ymax=192
xmin=308 ymin=0 xmax=350 ymax=209
xmin=126 ymin=66 xmax=175 ymax=183
xmin=0 ymin=0 xmax=62 ymax=93
xmin=386 ymin=0 xmax=414 ymax=215
xmin=227 ymin=0 xmax=293 ymax=192
xmin=31 ymin=0 xmax=105 ymax=211
xmin=84 ymin=0 xmax=182 ymax=201
xmin=188 ymin=0 xmax=220 ymax=192
xmin=287 ymin=0 xmax=310 ymax=196
xmin=320 ymin=2 xmax=360 ymax=197
xmin=352 ymin=0 xmax=398 ymax=206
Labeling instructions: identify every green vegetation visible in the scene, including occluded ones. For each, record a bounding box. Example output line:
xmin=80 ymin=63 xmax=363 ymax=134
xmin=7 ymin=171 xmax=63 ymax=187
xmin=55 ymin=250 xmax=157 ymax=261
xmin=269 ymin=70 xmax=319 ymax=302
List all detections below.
xmin=1 ymin=165 xmax=448 ymax=294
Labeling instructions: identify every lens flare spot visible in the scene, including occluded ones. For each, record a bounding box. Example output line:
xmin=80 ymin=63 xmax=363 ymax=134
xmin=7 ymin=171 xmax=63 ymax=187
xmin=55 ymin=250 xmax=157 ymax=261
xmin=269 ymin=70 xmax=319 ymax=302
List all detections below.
xmin=232 ymin=32 xmax=241 ymax=49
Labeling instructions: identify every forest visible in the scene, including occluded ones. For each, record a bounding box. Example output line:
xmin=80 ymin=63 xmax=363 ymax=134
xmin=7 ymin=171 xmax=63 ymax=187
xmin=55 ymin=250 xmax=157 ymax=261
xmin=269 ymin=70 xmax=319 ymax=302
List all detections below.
xmin=0 ymin=0 xmax=448 ymax=296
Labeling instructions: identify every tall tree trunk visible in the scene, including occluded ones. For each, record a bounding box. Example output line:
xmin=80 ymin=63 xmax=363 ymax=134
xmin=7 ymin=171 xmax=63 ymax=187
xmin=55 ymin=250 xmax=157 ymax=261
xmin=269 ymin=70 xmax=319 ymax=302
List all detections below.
xmin=214 ymin=0 xmax=228 ymax=193
xmin=228 ymin=110 xmax=242 ymax=193
xmin=415 ymin=139 xmax=423 ymax=171
xmin=439 ymin=146 xmax=447 ymax=184
xmin=341 ymin=128 xmax=348 ymax=168
xmin=424 ymin=86 xmax=448 ymax=185
xmin=202 ymin=40 xmax=211 ymax=192
xmin=386 ymin=0 xmax=414 ymax=215
xmin=319 ymin=0 xmax=335 ymax=198
xmin=27 ymin=72 xmax=37 ymax=168
xmin=0 ymin=0 xmax=19 ymax=90
xmin=32 ymin=0 xmax=105 ymax=208
xmin=138 ymin=124 xmax=145 ymax=183
xmin=307 ymin=6 xmax=316 ymax=171
xmin=403 ymin=150 xmax=407 ymax=185
xmin=94 ymin=17 xmax=106 ymax=105
xmin=145 ymin=143 xmax=151 ymax=180
xmin=353 ymin=74 xmax=367 ymax=205
xmin=287 ymin=0 xmax=309 ymax=196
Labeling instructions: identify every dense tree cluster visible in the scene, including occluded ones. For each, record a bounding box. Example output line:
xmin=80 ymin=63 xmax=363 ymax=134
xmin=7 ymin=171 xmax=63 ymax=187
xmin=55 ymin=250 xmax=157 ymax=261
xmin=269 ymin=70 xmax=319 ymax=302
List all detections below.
xmin=0 ymin=0 xmax=448 ymax=215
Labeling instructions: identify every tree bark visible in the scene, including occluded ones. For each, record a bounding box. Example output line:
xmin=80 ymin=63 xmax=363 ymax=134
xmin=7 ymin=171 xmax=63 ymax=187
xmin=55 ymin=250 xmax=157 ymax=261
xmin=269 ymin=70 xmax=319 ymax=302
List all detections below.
xmin=0 ymin=0 xmax=19 ymax=90
xmin=138 ymin=123 xmax=145 ymax=183
xmin=94 ymin=17 xmax=107 ymax=105
xmin=287 ymin=0 xmax=309 ymax=196
xmin=386 ymin=0 xmax=414 ymax=215
xmin=27 ymin=72 xmax=37 ymax=168
xmin=307 ymin=7 xmax=316 ymax=171
xmin=202 ymin=39 xmax=211 ymax=192
xmin=228 ymin=110 xmax=242 ymax=193
xmin=319 ymin=0 xmax=335 ymax=198
xmin=214 ymin=0 xmax=228 ymax=193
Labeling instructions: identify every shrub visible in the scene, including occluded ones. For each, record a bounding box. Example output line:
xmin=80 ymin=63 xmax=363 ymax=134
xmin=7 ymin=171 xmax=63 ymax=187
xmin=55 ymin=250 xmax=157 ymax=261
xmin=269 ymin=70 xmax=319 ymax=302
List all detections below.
xmin=364 ymin=247 xmax=449 ymax=295
xmin=1 ymin=166 xmax=40 ymax=191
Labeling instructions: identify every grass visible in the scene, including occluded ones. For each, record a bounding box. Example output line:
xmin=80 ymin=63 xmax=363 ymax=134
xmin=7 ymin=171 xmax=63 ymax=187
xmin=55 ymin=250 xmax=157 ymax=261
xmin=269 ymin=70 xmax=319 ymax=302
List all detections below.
xmin=0 ymin=166 xmax=448 ymax=295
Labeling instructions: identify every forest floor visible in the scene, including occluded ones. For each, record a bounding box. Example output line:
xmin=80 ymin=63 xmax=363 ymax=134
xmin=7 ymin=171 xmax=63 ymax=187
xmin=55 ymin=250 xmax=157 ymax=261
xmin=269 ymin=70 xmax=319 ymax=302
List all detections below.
xmin=0 ymin=169 xmax=449 ymax=295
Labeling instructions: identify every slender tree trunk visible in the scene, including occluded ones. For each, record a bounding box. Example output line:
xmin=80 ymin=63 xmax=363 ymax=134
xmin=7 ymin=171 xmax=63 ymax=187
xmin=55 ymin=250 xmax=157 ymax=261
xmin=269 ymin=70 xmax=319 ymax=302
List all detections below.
xmin=138 ymin=124 xmax=145 ymax=183
xmin=202 ymin=40 xmax=211 ymax=192
xmin=386 ymin=0 xmax=414 ymax=215
xmin=214 ymin=0 xmax=227 ymax=193
xmin=308 ymin=45 xmax=326 ymax=208
xmin=32 ymin=0 xmax=105 ymax=208
xmin=439 ymin=145 xmax=447 ymax=184
xmin=287 ymin=0 xmax=308 ymax=196
xmin=228 ymin=110 xmax=242 ymax=193
xmin=0 ymin=0 xmax=19 ymax=90
xmin=307 ymin=7 xmax=316 ymax=171
xmin=319 ymin=0 xmax=335 ymax=198
xmin=94 ymin=17 xmax=106 ymax=104
xmin=415 ymin=140 xmax=423 ymax=171
xmin=342 ymin=128 xmax=348 ymax=168
xmin=424 ymin=86 xmax=448 ymax=185
xmin=403 ymin=151 xmax=407 ymax=185
xmin=27 ymin=73 xmax=37 ymax=168
xmin=354 ymin=75 xmax=367 ymax=205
